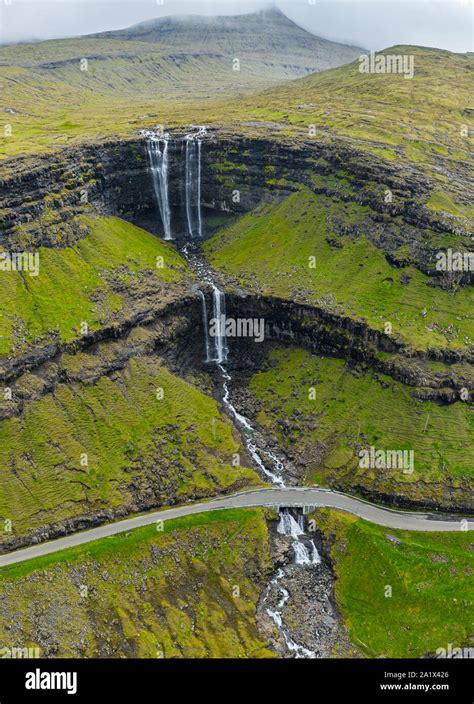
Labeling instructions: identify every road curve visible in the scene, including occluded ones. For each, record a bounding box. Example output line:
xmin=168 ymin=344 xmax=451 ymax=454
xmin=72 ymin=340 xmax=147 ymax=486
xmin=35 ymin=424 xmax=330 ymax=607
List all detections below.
xmin=0 ymin=488 xmax=472 ymax=568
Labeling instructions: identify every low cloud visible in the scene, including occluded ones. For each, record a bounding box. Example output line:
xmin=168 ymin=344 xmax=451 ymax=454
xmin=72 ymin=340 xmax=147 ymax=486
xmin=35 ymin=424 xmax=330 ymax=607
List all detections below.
xmin=0 ymin=0 xmax=472 ymax=52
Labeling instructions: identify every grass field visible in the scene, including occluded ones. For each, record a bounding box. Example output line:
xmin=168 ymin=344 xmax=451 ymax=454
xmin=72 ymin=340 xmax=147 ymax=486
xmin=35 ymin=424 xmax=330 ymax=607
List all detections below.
xmin=203 ymin=188 xmax=473 ymax=353
xmin=0 ymin=7 xmax=358 ymax=160
xmin=248 ymin=347 xmax=473 ymax=506
xmin=316 ymin=509 xmax=474 ymax=658
xmin=1 ymin=41 xmax=472 ymax=203
xmin=0 ymin=508 xmax=275 ymax=658
xmin=0 ymin=215 xmax=191 ymax=356
xmin=0 ymin=356 xmax=261 ymax=540
xmin=248 ymin=47 xmax=473 ymax=168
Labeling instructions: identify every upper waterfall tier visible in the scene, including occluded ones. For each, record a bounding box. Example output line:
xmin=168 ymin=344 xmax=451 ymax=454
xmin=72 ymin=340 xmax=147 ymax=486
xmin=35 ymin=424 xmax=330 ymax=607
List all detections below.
xmin=146 ymin=136 xmax=173 ymax=241
xmin=185 ymin=135 xmax=204 ymax=239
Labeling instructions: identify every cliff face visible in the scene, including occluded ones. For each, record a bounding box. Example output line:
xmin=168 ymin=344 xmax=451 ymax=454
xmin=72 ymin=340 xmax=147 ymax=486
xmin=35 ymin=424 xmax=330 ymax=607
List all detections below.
xmin=1 ymin=130 xmax=471 ymax=379
xmin=226 ymin=293 xmax=473 ymax=391
xmin=0 ymin=130 xmax=472 ymax=534
xmin=1 ymin=129 xmax=471 ymax=261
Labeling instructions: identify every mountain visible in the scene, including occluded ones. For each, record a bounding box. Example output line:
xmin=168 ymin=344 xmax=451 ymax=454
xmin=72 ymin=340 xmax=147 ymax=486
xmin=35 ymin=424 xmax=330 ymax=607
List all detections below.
xmin=0 ymin=8 xmax=363 ymax=159
xmin=239 ymin=45 xmax=474 ymax=212
xmin=90 ymin=8 xmax=363 ymax=77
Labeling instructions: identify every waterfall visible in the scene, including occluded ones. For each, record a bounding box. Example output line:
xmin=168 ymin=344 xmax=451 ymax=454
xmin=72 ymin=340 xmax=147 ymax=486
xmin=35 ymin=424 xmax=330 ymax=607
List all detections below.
xmin=197 ymin=139 xmax=203 ymax=239
xmin=277 ymin=511 xmax=304 ymax=539
xmin=211 ymin=284 xmax=228 ymax=364
xmin=199 ymin=285 xmax=229 ymax=365
xmin=278 ymin=510 xmax=321 ymax=566
xmin=185 ymin=134 xmax=204 ymax=239
xmin=185 ymin=138 xmax=195 ymax=238
xmin=147 ymin=137 xmax=172 ymax=241
xmin=198 ymin=290 xmax=212 ymax=363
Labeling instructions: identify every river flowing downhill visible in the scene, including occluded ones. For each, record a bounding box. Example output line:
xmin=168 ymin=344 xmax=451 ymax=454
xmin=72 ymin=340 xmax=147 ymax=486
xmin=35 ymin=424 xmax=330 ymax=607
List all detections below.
xmin=183 ymin=273 xmax=320 ymax=657
xmin=179 ymin=134 xmax=322 ymax=657
xmin=217 ymin=361 xmax=322 ymax=657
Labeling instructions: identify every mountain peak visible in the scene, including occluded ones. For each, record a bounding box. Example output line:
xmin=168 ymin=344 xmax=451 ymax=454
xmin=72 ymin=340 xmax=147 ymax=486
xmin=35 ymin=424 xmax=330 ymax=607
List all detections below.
xmin=102 ymin=7 xmax=298 ymax=35
xmin=88 ymin=7 xmax=362 ymax=81
xmin=258 ymin=5 xmax=287 ymax=17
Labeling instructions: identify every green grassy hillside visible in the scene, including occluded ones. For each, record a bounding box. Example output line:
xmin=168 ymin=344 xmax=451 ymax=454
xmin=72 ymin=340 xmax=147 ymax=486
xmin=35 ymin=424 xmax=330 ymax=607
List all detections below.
xmin=241 ymin=46 xmax=474 ymax=172
xmin=1 ymin=17 xmax=472 ymax=212
xmin=0 ymin=215 xmax=191 ymax=356
xmin=247 ymin=347 xmax=473 ymax=507
xmin=0 ymin=356 xmax=261 ymax=541
xmin=0 ymin=8 xmax=360 ymax=159
xmin=316 ymin=509 xmax=473 ymax=658
xmin=203 ymin=188 xmax=473 ymax=353
xmin=0 ymin=509 xmax=275 ymax=658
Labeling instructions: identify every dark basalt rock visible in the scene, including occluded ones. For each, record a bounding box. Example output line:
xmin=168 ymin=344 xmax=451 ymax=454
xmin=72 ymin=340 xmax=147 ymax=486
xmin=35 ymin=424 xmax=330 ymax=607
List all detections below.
xmin=0 ymin=129 xmax=472 ymax=548
xmin=1 ymin=130 xmax=472 ymax=279
xmin=225 ymin=293 xmax=474 ymax=397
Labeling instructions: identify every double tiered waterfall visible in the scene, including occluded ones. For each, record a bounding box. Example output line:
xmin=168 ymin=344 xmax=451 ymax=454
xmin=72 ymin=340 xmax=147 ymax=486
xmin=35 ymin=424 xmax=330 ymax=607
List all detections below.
xmin=146 ymin=136 xmax=172 ymax=241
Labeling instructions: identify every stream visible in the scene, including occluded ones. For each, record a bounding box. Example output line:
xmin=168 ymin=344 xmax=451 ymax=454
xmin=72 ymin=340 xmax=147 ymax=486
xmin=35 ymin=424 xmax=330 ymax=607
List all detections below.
xmin=148 ymin=129 xmax=323 ymax=657
xmin=217 ymin=361 xmax=322 ymax=658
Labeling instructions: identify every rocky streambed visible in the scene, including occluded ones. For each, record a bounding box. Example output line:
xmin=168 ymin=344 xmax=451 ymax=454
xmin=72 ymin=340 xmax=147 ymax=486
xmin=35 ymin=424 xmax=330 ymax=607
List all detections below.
xmin=210 ymin=358 xmax=352 ymax=658
xmin=257 ymin=514 xmax=356 ymax=658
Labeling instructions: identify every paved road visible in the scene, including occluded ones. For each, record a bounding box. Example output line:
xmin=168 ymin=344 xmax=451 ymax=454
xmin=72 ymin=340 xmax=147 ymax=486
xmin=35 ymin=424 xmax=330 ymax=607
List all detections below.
xmin=0 ymin=488 xmax=472 ymax=568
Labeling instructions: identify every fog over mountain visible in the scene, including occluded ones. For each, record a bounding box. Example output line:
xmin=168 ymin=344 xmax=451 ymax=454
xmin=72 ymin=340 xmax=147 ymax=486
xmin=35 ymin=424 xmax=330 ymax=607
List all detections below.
xmin=0 ymin=0 xmax=472 ymax=52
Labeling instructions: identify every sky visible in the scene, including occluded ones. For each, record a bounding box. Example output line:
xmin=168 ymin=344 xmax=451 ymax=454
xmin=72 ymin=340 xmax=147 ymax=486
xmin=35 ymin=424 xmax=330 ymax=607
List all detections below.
xmin=0 ymin=0 xmax=472 ymax=52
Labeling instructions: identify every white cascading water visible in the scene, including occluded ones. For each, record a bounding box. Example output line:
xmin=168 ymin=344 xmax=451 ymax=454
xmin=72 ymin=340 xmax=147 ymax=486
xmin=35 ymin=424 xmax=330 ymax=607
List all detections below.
xmin=147 ymin=136 xmax=173 ymax=241
xmin=216 ymin=365 xmax=321 ymax=657
xmin=211 ymin=284 xmax=228 ymax=364
xmin=278 ymin=510 xmax=321 ymax=566
xmin=197 ymin=139 xmax=203 ymax=238
xmin=198 ymin=290 xmax=212 ymax=363
xmin=185 ymin=137 xmax=195 ymax=238
xmin=198 ymin=286 xmax=228 ymax=364
xmin=185 ymin=128 xmax=205 ymax=239
xmin=219 ymin=365 xmax=285 ymax=487
xmin=264 ymin=570 xmax=317 ymax=659
xmin=190 ymin=165 xmax=321 ymax=654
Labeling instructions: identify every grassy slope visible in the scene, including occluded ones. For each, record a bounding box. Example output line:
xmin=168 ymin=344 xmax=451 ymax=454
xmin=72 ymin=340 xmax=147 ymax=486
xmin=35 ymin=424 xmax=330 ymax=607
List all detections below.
xmin=0 ymin=45 xmax=260 ymax=158
xmin=0 ymin=40 xmax=471 ymax=190
xmin=0 ymin=215 xmax=191 ymax=356
xmin=0 ymin=8 xmax=359 ymax=160
xmin=0 ymin=356 xmax=262 ymax=540
xmin=248 ymin=347 xmax=473 ymax=504
xmin=0 ymin=509 xmax=275 ymax=658
xmin=203 ymin=188 xmax=473 ymax=353
xmin=316 ymin=509 xmax=473 ymax=658
xmin=239 ymin=47 xmax=474 ymax=195
xmin=254 ymin=47 xmax=474 ymax=152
